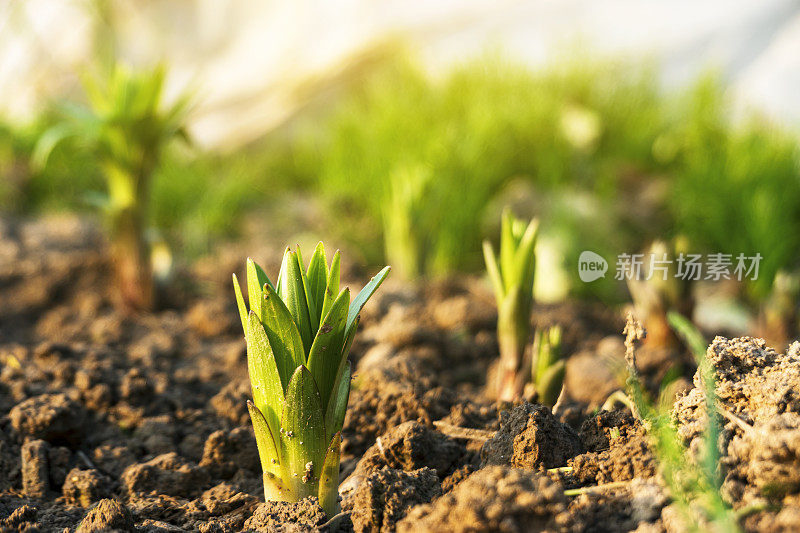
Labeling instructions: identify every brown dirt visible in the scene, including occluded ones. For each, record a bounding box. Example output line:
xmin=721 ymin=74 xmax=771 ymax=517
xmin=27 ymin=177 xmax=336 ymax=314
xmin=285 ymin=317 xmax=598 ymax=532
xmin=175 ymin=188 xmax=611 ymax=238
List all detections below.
xmin=672 ymin=335 xmax=800 ymax=528
xmin=396 ymin=466 xmax=568 ymax=532
xmin=0 ymin=215 xmax=798 ymax=532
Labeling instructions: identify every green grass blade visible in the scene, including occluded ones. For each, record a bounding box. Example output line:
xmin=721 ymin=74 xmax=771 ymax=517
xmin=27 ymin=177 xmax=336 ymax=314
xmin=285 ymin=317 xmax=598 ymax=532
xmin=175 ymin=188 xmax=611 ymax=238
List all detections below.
xmin=280 ymin=366 xmax=327 ymax=496
xmin=232 ymin=273 xmax=248 ymax=335
xmin=278 ymin=251 xmax=314 ymax=353
xmin=247 ymin=400 xmax=280 ymax=473
xmin=324 ymin=361 xmax=351 ymax=443
xmin=500 ymin=208 xmax=516 ymax=290
xmin=306 ymin=242 xmax=328 ymax=325
xmin=537 ymin=359 xmax=565 ymax=407
xmin=345 ymin=265 xmax=391 ymax=336
xmin=513 ymin=218 xmax=538 ymax=289
xmin=667 ymin=311 xmax=707 ymax=361
xmin=318 ymin=432 xmax=342 ymax=516
xmin=321 ymin=251 xmax=341 ymax=321
xmin=483 ymin=240 xmax=504 ymax=303
xmin=246 ymin=311 xmax=285 ymax=440
xmin=307 ymin=289 xmax=350 ymax=414
xmin=261 ymin=284 xmax=306 ymax=386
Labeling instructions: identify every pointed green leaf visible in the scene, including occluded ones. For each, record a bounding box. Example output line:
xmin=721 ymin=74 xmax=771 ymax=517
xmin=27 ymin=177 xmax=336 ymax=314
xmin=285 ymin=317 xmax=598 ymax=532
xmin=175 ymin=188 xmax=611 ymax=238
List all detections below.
xmin=278 ymin=251 xmax=314 ymax=353
xmin=306 ymin=242 xmax=328 ymax=325
xmin=341 ymin=315 xmax=359 ymax=362
xmin=318 ymin=432 xmax=342 ymax=516
xmin=321 ymin=251 xmax=341 ymax=320
xmin=345 ymin=265 xmax=391 ymax=336
xmin=537 ymin=360 xmax=566 ymax=408
xmin=482 ymin=241 xmax=504 ymax=305
xmin=280 ymin=366 xmax=326 ymax=495
xmin=275 ymin=247 xmax=290 ymax=295
xmin=298 ymin=249 xmax=320 ymax=336
xmin=261 ymin=284 xmax=306 ymax=384
xmin=500 ymin=208 xmax=516 ymax=290
xmin=247 ymin=258 xmax=272 ymax=319
xmin=513 ymin=217 xmax=539 ymax=289
xmin=233 ymin=273 xmax=248 ymax=335
xmin=248 ymin=401 xmax=280 ymax=475
xmin=247 ymin=312 xmax=285 ymax=439
xmin=324 ymin=362 xmax=351 ymax=443
xmin=295 ymin=244 xmax=305 ymax=272
xmin=307 ymin=289 xmax=350 ymax=414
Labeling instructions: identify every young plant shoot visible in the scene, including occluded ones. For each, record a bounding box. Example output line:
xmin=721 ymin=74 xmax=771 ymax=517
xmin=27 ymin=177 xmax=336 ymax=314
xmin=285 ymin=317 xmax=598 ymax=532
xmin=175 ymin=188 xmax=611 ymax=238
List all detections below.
xmin=34 ymin=64 xmax=190 ymax=311
xmin=530 ymin=326 xmax=565 ymax=408
xmin=233 ymin=244 xmax=390 ymax=515
xmin=483 ymin=208 xmax=539 ymax=401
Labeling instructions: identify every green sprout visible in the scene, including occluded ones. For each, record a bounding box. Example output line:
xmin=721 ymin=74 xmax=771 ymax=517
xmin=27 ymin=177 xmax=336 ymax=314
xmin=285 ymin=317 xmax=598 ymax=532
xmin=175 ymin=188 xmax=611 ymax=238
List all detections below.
xmin=233 ymin=244 xmax=390 ymax=515
xmin=33 ymin=63 xmax=190 ymax=310
xmin=531 ymin=326 xmax=565 ymax=408
xmin=618 ymin=312 xmax=741 ymax=532
xmin=625 ymin=239 xmax=693 ymax=349
xmin=483 ymin=208 xmax=539 ymax=401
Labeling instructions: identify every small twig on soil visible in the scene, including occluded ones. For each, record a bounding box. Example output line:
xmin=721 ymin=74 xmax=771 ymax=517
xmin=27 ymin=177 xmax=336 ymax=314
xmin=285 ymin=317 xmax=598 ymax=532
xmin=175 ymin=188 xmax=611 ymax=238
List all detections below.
xmin=563 ymin=481 xmax=631 ymax=497
xmin=433 ymin=421 xmax=496 ymax=442
xmin=735 ymin=501 xmax=772 ymax=519
xmin=547 ymin=466 xmax=573 ymax=474
xmin=320 ymin=511 xmax=348 ymax=531
xmin=77 ymin=450 xmax=96 ymax=470
xmin=376 ymin=437 xmax=386 ymax=458
xmin=551 ymin=385 xmax=567 ymax=415
xmin=623 ymin=311 xmax=645 ymax=379
xmin=601 ymin=390 xmax=637 ymax=413
xmin=715 ymin=403 xmax=754 ymax=434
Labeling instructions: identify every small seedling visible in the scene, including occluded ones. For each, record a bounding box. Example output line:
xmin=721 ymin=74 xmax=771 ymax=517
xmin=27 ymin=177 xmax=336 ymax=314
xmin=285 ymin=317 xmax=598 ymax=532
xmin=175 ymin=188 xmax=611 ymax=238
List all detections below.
xmin=233 ymin=244 xmax=390 ymax=515
xmin=530 ymin=326 xmax=565 ymax=408
xmin=615 ymin=312 xmax=741 ymax=532
xmin=625 ymin=239 xmax=693 ymax=349
xmin=483 ymin=208 xmax=539 ymax=401
xmin=33 ymin=63 xmax=190 ymax=311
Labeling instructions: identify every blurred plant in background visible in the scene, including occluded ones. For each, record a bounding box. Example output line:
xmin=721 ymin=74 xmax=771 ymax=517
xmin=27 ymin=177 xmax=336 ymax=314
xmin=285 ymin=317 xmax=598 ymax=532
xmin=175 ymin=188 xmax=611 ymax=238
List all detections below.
xmin=2 ymin=47 xmax=799 ymax=323
xmin=33 ymin=63 xmax=190 ymax=310
xmin=483 ymin=208 xmax=538 ymax=402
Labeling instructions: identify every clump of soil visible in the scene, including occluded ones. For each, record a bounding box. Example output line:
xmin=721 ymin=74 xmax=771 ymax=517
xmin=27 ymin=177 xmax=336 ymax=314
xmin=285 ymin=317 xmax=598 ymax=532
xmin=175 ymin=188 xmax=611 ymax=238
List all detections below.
xmin=673 ymin=336 xmax=800 ymax=515
xmin=397 ymin=466 xmax=567 ymax=532
xmin=570 ymin=410 xmax=658 ymax=486
xmin=243 ymin=497 xmax=327 ymax=532
xmin=480 ymin=403 xmax=582 ymax=470
xmin=75 ymin=499 xmax=134 ymax=532
xmin=348 ymin=466 xmax=441 ymax=532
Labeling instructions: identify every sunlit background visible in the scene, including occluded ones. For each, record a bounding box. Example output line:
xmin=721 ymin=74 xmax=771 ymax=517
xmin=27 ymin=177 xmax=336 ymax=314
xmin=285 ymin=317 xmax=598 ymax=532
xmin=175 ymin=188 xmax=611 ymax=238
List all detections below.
xmin=3 ymin=0 xmax=800 ymax=339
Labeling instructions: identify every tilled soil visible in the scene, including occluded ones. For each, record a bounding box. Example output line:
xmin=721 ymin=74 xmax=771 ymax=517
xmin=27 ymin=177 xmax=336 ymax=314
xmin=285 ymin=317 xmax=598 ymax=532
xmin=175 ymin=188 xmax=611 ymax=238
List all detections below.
xmin=1 ymin=216 xmax=798 ymax=532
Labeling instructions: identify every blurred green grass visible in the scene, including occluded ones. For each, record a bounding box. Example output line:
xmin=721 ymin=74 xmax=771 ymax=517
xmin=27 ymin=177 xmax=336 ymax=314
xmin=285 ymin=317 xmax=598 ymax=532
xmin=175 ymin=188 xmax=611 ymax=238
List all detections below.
xmin=1 ymin=51 xmax=799 ymax=304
